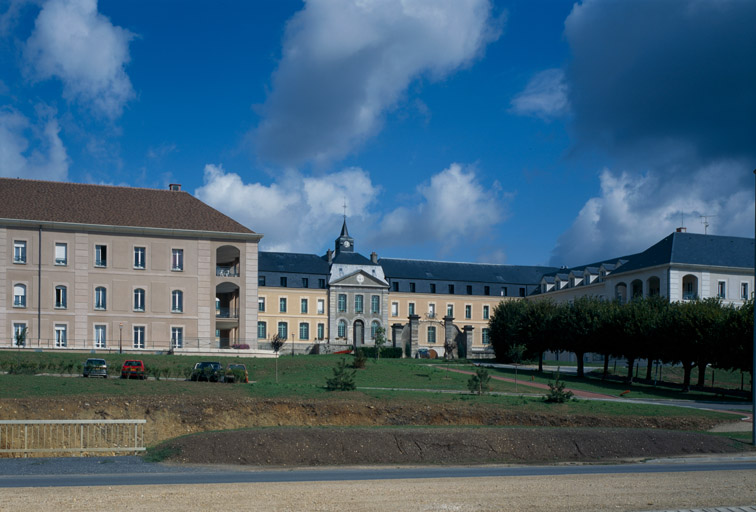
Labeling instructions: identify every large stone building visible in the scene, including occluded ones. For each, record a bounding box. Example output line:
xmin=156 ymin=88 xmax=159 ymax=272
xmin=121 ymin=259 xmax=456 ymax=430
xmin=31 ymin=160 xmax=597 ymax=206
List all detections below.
xmin=1 ymin=178 xmax=262 ymax=352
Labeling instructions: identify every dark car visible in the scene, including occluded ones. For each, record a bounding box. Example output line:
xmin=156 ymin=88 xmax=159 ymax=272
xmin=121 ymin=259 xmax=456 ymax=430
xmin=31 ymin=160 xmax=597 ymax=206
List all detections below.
xmin=83 ymin=358 xmax=108 ymax=378
xmin=190 ymin=361 xmax=222 ymax=382
xmin=224 ymin=363 xmax=249 ymax=383
xmin=121 ymin=360 xmax=146 ymax=380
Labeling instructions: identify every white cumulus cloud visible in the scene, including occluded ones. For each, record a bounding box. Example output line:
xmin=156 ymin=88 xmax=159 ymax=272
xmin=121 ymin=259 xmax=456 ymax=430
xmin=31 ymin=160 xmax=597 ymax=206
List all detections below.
xmin=375 ymin=163 xmax=505 ymax=255
xmin=0 ymin=106 xmax=69 ymax=180
xmin=255 ymin=0 xmax=502 ymax=166
xmin=510 ymin=68 xmax=569 ymax=120
xmin=23 ymin=0 xmax=135 ymax=119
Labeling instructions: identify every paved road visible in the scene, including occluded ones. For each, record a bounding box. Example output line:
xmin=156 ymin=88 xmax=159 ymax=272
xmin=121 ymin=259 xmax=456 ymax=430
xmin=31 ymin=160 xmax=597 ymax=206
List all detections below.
xmin=1 ymin=456 xmax=756 ymax=488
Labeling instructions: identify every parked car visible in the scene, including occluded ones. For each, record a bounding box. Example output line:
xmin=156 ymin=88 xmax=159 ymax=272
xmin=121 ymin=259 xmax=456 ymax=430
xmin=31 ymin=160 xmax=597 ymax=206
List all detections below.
xmin=121 ymin=360 xmax=146 ymax=380
xmin=224 ymin=363 xmax=249 ymax=383
xmin=190 ymin=361 xmax=222 ymax=382
xmin=83 ymin=358 xmax=108 ymax=378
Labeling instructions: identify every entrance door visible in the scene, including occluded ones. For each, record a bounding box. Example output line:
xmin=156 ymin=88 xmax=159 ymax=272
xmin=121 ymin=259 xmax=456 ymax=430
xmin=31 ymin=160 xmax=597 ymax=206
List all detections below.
xmin=353 ymin=320 xmax=364 ymax=347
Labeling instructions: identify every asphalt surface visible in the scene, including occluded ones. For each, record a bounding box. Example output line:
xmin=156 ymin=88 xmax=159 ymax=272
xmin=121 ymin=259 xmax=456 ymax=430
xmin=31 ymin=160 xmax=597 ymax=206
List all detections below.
xmin=1 ymin=455 xmax=756 ymax=488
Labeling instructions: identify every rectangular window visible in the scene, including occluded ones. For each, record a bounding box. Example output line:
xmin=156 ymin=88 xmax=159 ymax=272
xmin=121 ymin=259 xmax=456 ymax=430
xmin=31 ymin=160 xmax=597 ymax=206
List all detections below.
xmin=278 ymin=322 xmax=288 ymax=340
xmin=428 ymin=303 xmax=436 ymax=318
xmin=317 ymin=323 xmax=324 ymax=340
xmin=355 ymin=295 xmax=363 ymax=313
xmin=54 ymin=324 xmax=67 ymax=347
xmin=391 ymin=302 xmax=398 ymax=317
xmin=430 ymin=283 xmax=436 ymax=294
xmin=171 ymin=248 xmax=183 ymax=271
xmin=371 ymin=295 xmax=380 ymax=314
xmin=302 ymin=278 xmax=309 ymax=288
xmin=409 ymin=282 xmax=416 ymax=293
xmin=448 ymin=284 xmax=455 ymax=294
xmin=317 ymin=299 xmax=325 ymax=314
xmin=280 ymin=276 xmax=287 ymax=287
xmin=447 ymin=304 xmax=453 ymax=317
xmin=258 ymin=297 xmax=265 ymax=312
xmin=465 ymin=305 xmax=471 ymax=319
xmin=13 ymin=284 xmax=26 ymax=307
xmin=301 ymin=298 xmax=308 ymax=314
xmin=95 ymin=245 xmax=107 ymax=267
xmin=55 ymin=286 xmax=67 ymax=309
xmin=94 ymin=325 xmax=107 ymax=348
xmin=519 ymin=287 xmax=526 ymax=297
xmin=484 ymin=286 xmax=490 ymax=296
xmin=259 ymin=276 xmax=266 ymax=287
xmin=408 ymin=302 xmax=415 ymax=316
xmin=13 ymin=241 xmax=26 ymax=263
xmin=427 ymin=326 xmax=436 ymax=344
xmin=134 ymin=247 xmax=146 ymax=269
xmin=337 ymin=320 xmax=346 ymax=338
xmin=319 ymin=278 xmax=326 ymax=289
xmin=171 ymin=327 xmax=183 ymax=348
xmin=257 ymin=321 xmax=267 ymax=339
xmin=482 ymin=328 xmax=490 ymax=345
xmin=483 ymin=305 xmax=490 ymax=320
xmin=279 ymin=297 xmax=287 ymax=313
xmin=299 ymin=322 xmax=309 ymax=340
xmin=172 ymin=290 xmax=183 ymax=313
xmin=133 ymin=326 xmax=145 ymax=349
xmin=55 ymin=243 xmax=67 ymax=265
xmin=466 ymin=285 xmax=472 ymax=295
xmin=338 ymin=294 xmax=347 ymax=312
xmin=13 ymin=323 xmax=27 ymax=347
xmin=134 ymin=288 xmax=145 ymax=311
xmin=742 ymin=282 xmax=749 ymax=300
xmin=718 ymin=281 xmax=726 ymax=299
xmin=502 ymin=287 xmax=508 ymax=297
xmin=392 ymin=282 xmax=399 ymax=292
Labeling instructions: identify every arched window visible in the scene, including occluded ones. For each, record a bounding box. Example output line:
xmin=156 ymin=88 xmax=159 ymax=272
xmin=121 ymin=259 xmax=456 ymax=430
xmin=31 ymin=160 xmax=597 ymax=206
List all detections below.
xmin=371 ymin=320 xmax=380 ymax=339
xmin=95 ymin=287 xmax=106 ymax=310
xmin=337 ymin=319 xmax=347 ymax=338
xmin=13 ymin=284 xmax=26 ymax=307
xmin=171 ymin=290 xmax=183 ymax=312
xmin=134 ymin=288 xmax=145 ymax=311
xmin=55 ymin=285 xmax=67 ymax=309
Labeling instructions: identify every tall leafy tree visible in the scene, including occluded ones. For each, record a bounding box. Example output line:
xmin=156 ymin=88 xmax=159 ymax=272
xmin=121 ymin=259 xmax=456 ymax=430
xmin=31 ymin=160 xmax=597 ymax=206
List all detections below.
xmin=489 ymin=300 xmax=527 ymax=362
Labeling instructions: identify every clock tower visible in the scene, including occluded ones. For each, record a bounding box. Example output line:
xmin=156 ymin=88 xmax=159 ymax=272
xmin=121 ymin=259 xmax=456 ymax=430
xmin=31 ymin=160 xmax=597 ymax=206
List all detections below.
xmin=335 ymin=218 xmax=354 ymax=254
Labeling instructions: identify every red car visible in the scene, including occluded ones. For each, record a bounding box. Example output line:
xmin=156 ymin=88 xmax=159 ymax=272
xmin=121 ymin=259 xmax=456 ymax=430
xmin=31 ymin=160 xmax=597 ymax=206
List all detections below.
xmin=121 ymin=360 xmax=146 ymax=380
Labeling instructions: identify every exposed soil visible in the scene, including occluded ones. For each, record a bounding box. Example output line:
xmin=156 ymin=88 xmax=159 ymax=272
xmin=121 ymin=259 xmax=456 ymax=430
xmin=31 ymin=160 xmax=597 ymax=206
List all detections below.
xmin=1 ymin=394 xmax=751 ymax=465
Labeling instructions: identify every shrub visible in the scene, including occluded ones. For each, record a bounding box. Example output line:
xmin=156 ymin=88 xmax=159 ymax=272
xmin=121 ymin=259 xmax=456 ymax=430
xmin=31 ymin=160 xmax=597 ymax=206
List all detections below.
xmin=544 ymin=370 xmax=574 ymax=403
xmin=325 ymin=359 xmax=356 ymax=391
xmin=356 ymin=347 xmax=403 ymax=359
xmin=467 ymin=367 xmax=490 ymax=395
xmin=353 ymin=349 xmax=367 ymax=369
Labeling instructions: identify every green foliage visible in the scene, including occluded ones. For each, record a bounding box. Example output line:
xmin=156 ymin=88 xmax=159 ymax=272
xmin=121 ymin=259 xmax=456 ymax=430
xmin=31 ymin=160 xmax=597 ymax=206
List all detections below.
xmin=14 ymin=326 xmax=27 ymax=348
xmin=467 ymin=367 xmax=490 ymax=395
xmin=544 ymin=371 xmax=574 ymax=403
xmin=373 ymin=327 xmax=387 ymax=361
xmin=356 ymin=346 xmax=403 ymax=359
xmin=353 ymin=349 xmax=367 ymax=369
xmin=270 ymin=334 xmax=286 ymax=354
xmin=325 ymin=358 xmax=356 ymax=391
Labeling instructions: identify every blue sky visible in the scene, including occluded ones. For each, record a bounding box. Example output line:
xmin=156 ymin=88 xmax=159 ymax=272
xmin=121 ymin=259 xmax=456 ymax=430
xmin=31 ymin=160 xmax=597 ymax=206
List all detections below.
xmin=1 ymin=0 xmax=755 ymax=267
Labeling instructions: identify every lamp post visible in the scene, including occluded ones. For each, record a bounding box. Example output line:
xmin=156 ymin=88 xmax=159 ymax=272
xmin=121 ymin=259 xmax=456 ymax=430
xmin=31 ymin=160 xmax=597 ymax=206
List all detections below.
xmin=119 ymin=322 xmax=123 ymax=354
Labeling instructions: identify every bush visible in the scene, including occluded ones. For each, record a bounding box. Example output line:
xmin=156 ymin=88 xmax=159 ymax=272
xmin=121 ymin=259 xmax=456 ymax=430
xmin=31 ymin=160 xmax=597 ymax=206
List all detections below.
xmin=353 ymin=349 xmax=367 ymax=369
xmin=356 ymin=347 xmax=403 ymax=359
xmin=544 ymin=371 xmax=574 ymax=403
xmin=467 ymin=367 xmax=490 ymax=395
xmin=325 ymin=359 xmax=356 ymax=391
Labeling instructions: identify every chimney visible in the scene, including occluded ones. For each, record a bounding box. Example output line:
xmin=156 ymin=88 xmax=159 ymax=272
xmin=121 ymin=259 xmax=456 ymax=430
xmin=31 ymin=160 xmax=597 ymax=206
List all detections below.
xmin=676 ymin=227 xmax=686 ymax=233
xmin=327 ymin=248 xmax=333 ymax=264
xmin=169 ymin=183 xmax=182 ymax=191
xmin=370 ymin=251 xmax=378 ymax=264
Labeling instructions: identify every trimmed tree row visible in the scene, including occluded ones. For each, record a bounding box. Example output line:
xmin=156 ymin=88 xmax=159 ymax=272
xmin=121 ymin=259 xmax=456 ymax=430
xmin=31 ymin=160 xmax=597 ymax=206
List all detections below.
xmin=489 ymin=296 xmax=754 ymax=392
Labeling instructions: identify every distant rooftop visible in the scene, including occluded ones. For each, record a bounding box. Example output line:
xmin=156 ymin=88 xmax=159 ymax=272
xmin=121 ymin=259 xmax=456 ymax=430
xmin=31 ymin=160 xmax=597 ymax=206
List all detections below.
xmin=380 ymin=257 xmax=558 ymax=284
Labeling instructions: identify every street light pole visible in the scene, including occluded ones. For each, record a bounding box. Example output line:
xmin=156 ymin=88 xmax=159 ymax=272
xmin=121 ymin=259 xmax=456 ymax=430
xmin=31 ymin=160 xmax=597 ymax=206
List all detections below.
xmin=119 ymin=322 xmax=123 ymax=354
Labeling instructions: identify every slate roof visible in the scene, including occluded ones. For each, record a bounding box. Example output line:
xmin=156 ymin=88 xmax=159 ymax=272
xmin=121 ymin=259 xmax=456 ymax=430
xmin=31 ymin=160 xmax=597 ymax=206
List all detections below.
xmin=540 ymin=232 xmax=754 ymax=279
xmin=379 ymin=258 xmax=558 ymax=284
xmin=259 ymin=252 xmax=330 ymax=274
xmin=331 ymin=251 xmax=375 ymax=266
xmin=0 ymin=178 xmax=254 ymax=234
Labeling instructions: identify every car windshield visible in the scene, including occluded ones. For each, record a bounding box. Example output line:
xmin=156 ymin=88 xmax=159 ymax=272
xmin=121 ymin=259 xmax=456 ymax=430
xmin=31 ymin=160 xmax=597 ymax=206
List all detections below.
xmin=228 ymin=364 xmax=245 ymax=370
xmin=87 ymin=359 xmax=106 ymax=365
xmin=125 ymin=361 xmax=140 ymax=366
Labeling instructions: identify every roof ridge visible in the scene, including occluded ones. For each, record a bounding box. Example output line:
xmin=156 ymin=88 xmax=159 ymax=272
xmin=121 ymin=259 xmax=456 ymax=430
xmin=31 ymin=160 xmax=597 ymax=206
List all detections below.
xmin=0 ymin=177 xmax=187 ymax=194
xmin=379 ymin=256 xmax=553 ymax=268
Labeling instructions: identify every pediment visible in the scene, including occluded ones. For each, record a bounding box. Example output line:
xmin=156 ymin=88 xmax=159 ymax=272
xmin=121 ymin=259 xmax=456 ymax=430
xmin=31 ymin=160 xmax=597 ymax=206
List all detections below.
xmin=330 ymin=269 xmax=388 ymax=288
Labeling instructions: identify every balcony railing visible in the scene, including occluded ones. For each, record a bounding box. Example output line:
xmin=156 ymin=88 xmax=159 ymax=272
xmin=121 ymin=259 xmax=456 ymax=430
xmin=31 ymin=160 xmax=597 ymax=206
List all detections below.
xmin=216 ymin=265 xmax=239 ymax=277
xmin=216 ymin=307 xmax=239 ymax=319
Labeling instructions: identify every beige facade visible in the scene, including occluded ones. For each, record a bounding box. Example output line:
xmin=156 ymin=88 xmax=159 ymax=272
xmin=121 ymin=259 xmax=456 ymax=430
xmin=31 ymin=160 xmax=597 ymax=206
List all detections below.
xmin=257 ymin=287 xmax=329 ymax=349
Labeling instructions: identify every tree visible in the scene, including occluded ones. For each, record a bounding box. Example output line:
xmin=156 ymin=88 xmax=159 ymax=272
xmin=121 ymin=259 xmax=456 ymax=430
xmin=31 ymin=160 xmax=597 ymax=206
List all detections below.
xmin=551 ymin=297 xmax=604 ymax=378
xmin=270 ymin=334 xmax=286 ymax=383
xmin=467 ymin=367 xmax=491 ymax=395
xmin=325 ymin=358 xmax=356 ymax=391
xmin=373 ymin=326 xmax=387 ymax=361
xmin=519 ymin=299 xmax=557 ymax=372
xmin=489 ymin=300 xmax=527 ymax=362
xmin=14 ymin=326 xmax=27 ymax=348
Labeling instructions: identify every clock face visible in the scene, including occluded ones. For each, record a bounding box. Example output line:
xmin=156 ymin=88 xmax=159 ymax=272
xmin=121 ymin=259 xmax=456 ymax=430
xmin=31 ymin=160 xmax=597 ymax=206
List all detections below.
xmin=343 ymin=240 xmax=351 ymax=247
xmin=356 ymin=274 xmax=364 ymax=284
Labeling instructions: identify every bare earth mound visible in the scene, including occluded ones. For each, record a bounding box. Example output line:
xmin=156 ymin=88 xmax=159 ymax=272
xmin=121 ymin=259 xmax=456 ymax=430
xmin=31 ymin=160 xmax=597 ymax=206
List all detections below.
xmin=161 ymin=427 xmax=748 ymax=466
